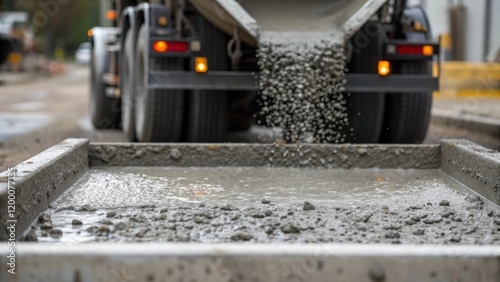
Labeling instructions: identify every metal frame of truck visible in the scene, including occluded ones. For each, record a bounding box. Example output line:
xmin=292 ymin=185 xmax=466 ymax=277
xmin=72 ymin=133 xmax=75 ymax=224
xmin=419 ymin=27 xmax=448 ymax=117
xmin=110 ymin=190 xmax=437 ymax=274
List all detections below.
xmin=89 ymin=0 xmax=440 ymax=143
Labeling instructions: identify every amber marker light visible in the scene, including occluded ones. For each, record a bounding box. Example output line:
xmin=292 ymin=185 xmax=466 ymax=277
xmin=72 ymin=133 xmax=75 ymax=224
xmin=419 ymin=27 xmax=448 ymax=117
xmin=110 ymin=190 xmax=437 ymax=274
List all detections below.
xmin=195 ymin=57 xmax=208 ymax=73
xmin=106 ymin=10 xmax=117 ymax=21
xmin=87 ymin=29 xmax=93 ymax=37
xmin=378 ymin=60 xmax=391 ymax=76
xmin=423 ymin=45 xmax=434 ymax=56
xmin=158 ymin=16 xmax=168 ymax=26
xmin=153 ymin=41 xmax=169 ymax=53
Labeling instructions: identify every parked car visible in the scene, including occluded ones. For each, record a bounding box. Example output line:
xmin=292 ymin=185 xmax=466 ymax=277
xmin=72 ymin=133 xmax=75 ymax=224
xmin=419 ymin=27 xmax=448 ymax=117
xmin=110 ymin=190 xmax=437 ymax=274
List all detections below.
xmin=75 ymin=42 xmax=91 ymax=64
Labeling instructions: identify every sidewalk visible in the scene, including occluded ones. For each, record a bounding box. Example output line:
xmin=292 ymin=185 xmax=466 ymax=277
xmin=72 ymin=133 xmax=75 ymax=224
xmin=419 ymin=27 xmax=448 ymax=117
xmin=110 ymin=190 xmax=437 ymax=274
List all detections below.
xmin=0 ymin=71 xmax=39 ymax=86
xmin=433 ymin=96 xmax=500 ymax=119
xmin=0 ymin=61 xmax=81 ymax=86
xmin=431 ymin=96 xmax=500 ymax=150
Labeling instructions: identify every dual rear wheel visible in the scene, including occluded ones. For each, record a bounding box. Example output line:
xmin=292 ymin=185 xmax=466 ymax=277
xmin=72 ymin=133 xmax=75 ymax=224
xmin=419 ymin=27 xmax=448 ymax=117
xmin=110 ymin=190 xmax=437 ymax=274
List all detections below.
xmin=121 ymin=22 xmax=227 ymax=143
xmin=345 ymin=23 xmax=432 ymax=144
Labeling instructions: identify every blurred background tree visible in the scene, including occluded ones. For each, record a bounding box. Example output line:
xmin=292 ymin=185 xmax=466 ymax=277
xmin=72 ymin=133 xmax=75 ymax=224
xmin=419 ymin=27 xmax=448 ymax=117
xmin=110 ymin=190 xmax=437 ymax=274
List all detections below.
xmin=1 ymin=0 xmax=100 ymax=58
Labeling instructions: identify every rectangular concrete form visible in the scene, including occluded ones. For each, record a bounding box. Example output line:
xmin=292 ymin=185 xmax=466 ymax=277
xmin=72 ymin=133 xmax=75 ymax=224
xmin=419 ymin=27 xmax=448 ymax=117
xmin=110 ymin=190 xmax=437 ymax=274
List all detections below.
xmin=0 ymin=139 xmax=499 ymax=282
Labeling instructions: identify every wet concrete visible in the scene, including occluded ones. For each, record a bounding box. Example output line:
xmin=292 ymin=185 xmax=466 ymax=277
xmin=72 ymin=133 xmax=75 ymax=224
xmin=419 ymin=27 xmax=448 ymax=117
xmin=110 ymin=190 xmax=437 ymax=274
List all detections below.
xmin=89 ymin=143 xmax=441 ymax=169
xmin=35 ymin=167 xmax=500 ymax=244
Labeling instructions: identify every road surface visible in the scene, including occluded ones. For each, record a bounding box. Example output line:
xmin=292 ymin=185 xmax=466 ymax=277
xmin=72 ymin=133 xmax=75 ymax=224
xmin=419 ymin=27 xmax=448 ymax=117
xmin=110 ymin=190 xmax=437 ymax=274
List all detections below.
xmin=0 ymin=65 xmax=498 ymax=172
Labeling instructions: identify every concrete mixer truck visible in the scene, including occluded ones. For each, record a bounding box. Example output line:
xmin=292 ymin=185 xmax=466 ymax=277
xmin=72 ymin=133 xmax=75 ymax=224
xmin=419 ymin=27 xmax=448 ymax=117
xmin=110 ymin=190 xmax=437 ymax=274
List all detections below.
xmin=89 ymin=0 xmax=439 ymax=143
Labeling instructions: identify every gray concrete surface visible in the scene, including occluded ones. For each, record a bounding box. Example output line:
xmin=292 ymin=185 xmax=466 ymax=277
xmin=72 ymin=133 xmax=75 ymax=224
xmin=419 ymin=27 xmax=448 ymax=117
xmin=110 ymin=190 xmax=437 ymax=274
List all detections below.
xmin=1 ymin=139 xmax=498 ymax=245
xmin=1 ymin=139 xmax=499 ymax=281
xmin=39 ymin=166 xmax=500 ymax=245
xmin=89 ymin=142 xmax=441 ymax=169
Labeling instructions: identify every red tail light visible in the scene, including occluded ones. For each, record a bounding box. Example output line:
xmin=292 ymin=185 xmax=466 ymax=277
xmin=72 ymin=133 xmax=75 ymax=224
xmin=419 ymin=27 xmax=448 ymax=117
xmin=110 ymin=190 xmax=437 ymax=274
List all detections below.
xmin=394 ymin=45 xmax=434 ymax=56
xmin=153 ymin=41 xmax=189 ymax=53
xmin=397 ymin=45 xmax=423 ymax=55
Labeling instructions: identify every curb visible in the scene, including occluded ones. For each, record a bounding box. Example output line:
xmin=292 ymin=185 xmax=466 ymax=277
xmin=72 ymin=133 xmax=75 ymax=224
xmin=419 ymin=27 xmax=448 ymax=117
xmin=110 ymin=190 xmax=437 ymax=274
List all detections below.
xmin=431 ymin=109 xmax=500 ymax=138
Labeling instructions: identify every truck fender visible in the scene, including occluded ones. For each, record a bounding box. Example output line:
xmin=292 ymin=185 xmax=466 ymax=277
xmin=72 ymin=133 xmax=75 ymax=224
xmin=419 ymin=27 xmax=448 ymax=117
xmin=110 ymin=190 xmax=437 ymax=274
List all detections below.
xmin=90 ymin=27 xmax=120 ymax=84
xmin=120 ymin=7 xmax=136 ymax=50
xmin=120 ymin=7 xmax=136 ymax=92
xmin=401 ymin=6 xmax=432 ymax=41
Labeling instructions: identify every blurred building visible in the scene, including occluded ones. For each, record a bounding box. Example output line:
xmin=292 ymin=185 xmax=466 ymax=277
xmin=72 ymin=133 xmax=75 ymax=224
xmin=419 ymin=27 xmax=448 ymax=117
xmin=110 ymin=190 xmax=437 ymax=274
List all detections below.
xmin=411 ymin=0 xmax=500 ymax=62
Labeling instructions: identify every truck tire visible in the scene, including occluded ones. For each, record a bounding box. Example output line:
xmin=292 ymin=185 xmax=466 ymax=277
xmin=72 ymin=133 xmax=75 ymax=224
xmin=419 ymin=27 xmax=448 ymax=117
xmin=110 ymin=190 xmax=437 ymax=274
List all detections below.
xmin=380 ymin=61 xmax=432 ymax=143
xmin=121 ymin=28 xmax=136 ymax=141
xmin=344 ymin=92 xmax=385 ymax=143
xmin=90 ymin=40 xmax=120 ymax=129
xmin=345 ymin=22 xmax=385 ymax=143
xmin=134 ymin=24 xmax=184 ymax=142
xmin=187 ymin=14 xmax=228 ymax=142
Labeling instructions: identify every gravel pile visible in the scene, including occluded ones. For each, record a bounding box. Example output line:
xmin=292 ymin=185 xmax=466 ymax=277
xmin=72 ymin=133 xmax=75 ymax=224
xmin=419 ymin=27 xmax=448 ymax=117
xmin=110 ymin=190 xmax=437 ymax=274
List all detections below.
xmin=257 ymin=40 xmax=348 ymax=143
xmin=32 ymin=196 xmax=500 ymax=245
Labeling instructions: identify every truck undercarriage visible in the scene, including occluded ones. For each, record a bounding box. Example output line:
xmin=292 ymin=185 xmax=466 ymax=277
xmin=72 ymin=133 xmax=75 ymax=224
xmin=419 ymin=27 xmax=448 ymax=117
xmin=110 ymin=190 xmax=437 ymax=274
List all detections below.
xmin=89 ymin=0 xmax=440 ymax=143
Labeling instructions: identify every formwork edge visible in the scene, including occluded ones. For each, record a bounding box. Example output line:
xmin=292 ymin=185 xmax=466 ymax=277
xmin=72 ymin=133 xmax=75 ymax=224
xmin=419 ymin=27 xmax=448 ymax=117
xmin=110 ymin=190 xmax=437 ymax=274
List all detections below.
xmin=0 ymin=138 xmax=90 ymax=241
xmin=441 ymin=139 xmax=500 ymax=205
xmin=0 ymin=244 xmax=499 ymax=282
xmin=89 ymin=142 xmax=441 ymax=169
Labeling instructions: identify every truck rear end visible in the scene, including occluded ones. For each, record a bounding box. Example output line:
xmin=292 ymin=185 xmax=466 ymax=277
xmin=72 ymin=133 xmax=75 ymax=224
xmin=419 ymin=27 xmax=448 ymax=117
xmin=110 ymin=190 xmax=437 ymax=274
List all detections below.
xmin=89 ymin=0 xmax=439 ymax=143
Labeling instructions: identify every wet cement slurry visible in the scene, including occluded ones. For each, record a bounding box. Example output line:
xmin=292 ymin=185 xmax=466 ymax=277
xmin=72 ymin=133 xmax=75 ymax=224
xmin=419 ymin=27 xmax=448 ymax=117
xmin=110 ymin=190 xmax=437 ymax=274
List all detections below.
xmin=31 ymin=167 xmax=500 ymax=244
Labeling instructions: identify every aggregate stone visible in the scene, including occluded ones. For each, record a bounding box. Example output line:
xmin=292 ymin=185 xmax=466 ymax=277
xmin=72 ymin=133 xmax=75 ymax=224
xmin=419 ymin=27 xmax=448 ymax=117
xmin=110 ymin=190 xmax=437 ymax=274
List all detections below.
xmin=281 ymin=223 xmax=301 ymax=234
xmin=71 ymin=219 xmax=83 ymax=225
xmin=100 ymin=220 xmax=114 ymax=226
xmin=170 ymin=149 xmax=182 ymax=160
xmin=230 ymin=231 xmax=254 ymax=241
xmin=24 ymin=229 xmax=38 ymax=242
xmin=38 ymin=198 xmax=500 ymax=244
xmin=48 ymin=229 xmax=63 ymax=239
xmin=439 ymin=200 xmax=450 ymax=207
xmin=40 ymin=222 xmax=53 ymax=230
xmin=303 ymin=201 xmax=316 ymax=211
xmin=383 ymin=224 xmax=402 ymax=230
xmin=384 ymin=231 xmax=401 ymax=239
xmin=97 ymin=225 xmax=110 ymax=235
xmin=38 ymin=213 xmax=51 ymax=224
xmin=423 ymin=215 xmax=442 ymax=224
xmin=410 ymin=215 xmax=421 ymax=222
xmin=413 ymin=229 xmax=425 ymax=236
xmin=114 ymin=222 xmax=127 ymax=231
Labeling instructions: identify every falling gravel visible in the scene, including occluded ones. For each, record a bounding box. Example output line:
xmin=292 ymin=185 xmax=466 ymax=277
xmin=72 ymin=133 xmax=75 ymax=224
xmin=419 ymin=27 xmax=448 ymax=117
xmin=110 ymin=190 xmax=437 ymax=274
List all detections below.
xmin=257 ymin=39 xmax=348 ymax=143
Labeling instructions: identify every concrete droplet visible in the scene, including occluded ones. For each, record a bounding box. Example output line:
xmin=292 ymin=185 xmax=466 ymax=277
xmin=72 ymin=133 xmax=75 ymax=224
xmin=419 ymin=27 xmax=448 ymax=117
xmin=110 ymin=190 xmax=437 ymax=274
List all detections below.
xmin=368 ymin=266 xmax=385 ymax=281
